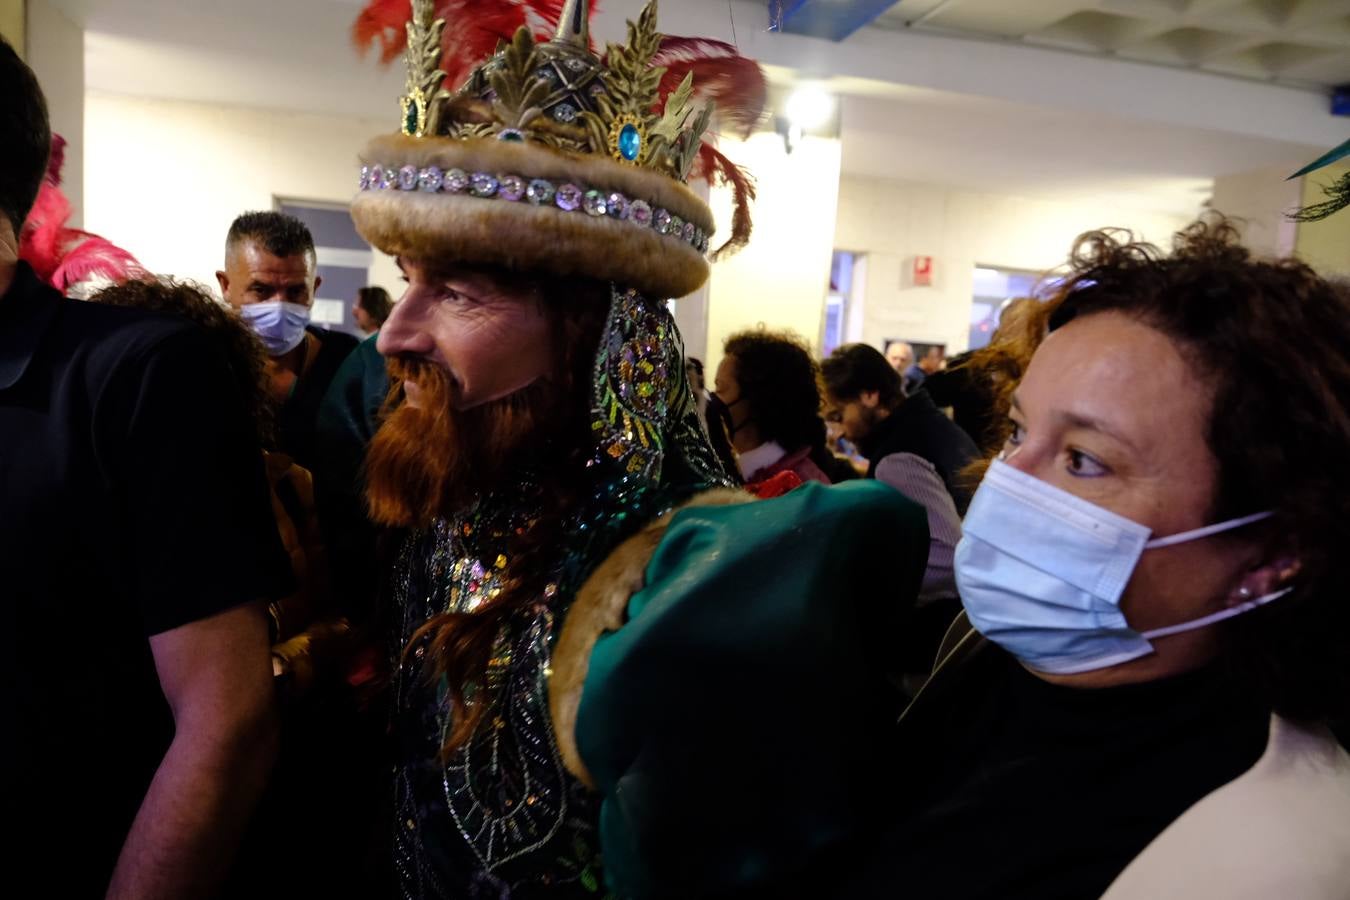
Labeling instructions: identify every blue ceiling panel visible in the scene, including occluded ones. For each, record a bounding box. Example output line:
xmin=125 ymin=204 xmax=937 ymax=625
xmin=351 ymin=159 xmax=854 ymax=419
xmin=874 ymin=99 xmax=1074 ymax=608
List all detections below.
xmin=769 ymin=0 xmax=900 ymax=43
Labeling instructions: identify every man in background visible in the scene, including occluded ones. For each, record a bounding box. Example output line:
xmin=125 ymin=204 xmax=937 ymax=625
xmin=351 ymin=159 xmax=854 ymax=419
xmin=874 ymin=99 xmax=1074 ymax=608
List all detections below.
xmin=822 ymin=343 xmax=978 ymax=674
xmin=904 ymin=344 xmax=945 ymax=394
xmin=2 ymin=38 xmax=290 ymax=898
xmin=217 ymin=211 xmax=358 ymax=469
xmin=885 ymin=340 xmax=913 ymax=376
xmin=352 ymin=285 xmax=392 ymax=335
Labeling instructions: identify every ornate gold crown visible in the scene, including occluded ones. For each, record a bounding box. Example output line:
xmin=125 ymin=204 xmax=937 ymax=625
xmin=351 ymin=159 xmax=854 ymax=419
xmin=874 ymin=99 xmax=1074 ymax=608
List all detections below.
xmin=351 ymin=0 xmax=719 ymax=299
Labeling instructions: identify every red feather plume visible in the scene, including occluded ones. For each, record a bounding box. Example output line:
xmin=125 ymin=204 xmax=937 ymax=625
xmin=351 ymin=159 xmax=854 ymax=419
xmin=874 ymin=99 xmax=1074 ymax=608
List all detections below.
xmin=352 ymin=0 xmax=579 ymax=90
xmin=20 ymin=135 xmax=145 ymax=293
xmin=349 ymin=3 xmax=763 ymax=256
xmin=351 ymin=0 xmax=413 ymax=65
xmin=694 ymin=142 xmax=756 ymax=260
xmin=653 ymin=36 xmax=767 ymax=139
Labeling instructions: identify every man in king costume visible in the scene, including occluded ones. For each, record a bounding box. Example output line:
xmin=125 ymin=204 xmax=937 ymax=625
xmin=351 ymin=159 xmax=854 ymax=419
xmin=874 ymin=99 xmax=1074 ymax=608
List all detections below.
xmin=350 ymin=2 xmax=932 ymax=896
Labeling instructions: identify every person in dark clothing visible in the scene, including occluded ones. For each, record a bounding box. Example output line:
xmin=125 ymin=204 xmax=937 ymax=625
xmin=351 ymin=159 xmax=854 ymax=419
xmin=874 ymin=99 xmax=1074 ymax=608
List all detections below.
xmin=2 ymin=37 xmax=291 ymax=899
xmin=822 ymin=343 xmax=979 ymax=513
xmin=822 ymin=343 xmax=978 ymax=674
xmin=217 ymin=210 xmax=358 ymax=470
xmin=902 ymin=344 xmax=944 ymax=395
xmin=925 ymin=299 xmax=1042 ymax=454
xmin=839 ymin=218 xmax=1350 ymax=899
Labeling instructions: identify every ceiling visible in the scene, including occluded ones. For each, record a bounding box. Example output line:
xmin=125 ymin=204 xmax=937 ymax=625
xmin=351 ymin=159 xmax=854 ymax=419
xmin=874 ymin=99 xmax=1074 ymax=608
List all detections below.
xmin=876 ymin=0 xmax=1350 ymax=89
xmin=833 ymin=83 xmax=1314 ymax=213
xmin=46 ymin=0 xmax=1340 ymax=215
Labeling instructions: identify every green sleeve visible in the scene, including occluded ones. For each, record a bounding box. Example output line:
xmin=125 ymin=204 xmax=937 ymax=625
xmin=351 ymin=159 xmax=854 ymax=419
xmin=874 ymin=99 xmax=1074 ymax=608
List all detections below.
xmin=576 ymin=480 xmax=930 ymax=898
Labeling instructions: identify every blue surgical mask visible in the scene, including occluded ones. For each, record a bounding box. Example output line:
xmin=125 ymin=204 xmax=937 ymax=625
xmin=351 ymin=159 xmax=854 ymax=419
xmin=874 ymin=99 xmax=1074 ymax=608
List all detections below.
xmin=955 ymin=459 xmax=1289 ymax=675
xmin=239 ymin=300 xmax=311 ymax=357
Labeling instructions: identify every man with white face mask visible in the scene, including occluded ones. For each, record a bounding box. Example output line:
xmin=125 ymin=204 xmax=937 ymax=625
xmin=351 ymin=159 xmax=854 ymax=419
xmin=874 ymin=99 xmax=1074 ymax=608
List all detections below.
xmin=217 ymin=211 xmax=357 ymax=469
xmin=833 ymin=219 xmax=1350 ymax=900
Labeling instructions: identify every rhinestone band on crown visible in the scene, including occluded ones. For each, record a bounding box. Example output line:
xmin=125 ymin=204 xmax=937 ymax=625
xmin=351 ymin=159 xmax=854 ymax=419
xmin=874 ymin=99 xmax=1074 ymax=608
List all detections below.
xmin=360 ymin=163 xmax=711 ymax=255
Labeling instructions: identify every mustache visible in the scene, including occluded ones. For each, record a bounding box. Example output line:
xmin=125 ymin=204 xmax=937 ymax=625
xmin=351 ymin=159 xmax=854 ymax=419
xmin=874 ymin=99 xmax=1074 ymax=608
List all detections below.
xmin=365 ymin=357 xmax=579 ymax=528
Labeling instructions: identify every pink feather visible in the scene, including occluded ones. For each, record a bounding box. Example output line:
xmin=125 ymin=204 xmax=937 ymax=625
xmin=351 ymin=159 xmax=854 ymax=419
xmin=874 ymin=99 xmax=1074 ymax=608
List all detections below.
xmin=19 ymin=135 xmax=145 ymax=292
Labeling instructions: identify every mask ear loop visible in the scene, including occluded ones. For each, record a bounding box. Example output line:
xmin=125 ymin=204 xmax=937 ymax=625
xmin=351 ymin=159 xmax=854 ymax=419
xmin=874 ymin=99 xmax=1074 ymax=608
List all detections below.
xmin=1144 ymin=510 xmax=1274 ymax=549
xmin=1142 ymin=587 xmax=1293 ymax=640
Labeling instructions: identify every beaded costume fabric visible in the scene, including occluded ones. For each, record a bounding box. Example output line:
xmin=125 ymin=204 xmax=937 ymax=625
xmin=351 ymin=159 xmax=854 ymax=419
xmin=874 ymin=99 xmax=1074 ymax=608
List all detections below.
xmin=391 ymin=288 xmax=729 ymax=899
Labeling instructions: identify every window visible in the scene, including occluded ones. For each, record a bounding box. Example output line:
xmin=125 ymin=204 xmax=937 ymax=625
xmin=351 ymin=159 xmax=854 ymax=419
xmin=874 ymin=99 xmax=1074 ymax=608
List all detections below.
xmin=824 ymin=251 xmax=857 ymax=356
xmin=969 ymin=266 xmax=1042 ymax=350
xmin=278 ymin=200 xmax=375 ymax=338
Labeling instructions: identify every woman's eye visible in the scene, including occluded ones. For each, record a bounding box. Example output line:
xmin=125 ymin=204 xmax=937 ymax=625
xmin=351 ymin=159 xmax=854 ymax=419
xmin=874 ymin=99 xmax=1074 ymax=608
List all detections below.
xmin=1066 ymin=448 xmax=1109 ymax=477
xmin=1006 ymin=420 xmax=1026 ymax=446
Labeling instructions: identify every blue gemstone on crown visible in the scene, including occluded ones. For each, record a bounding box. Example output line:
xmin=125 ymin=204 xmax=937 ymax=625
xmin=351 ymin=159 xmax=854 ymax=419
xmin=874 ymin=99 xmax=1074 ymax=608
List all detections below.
xmin=618 ymin=124 xmax=642 ymax=161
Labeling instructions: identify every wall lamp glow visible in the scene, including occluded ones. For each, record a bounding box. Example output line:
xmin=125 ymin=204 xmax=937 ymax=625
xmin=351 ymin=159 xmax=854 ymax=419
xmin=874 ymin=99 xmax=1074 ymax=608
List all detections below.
xmin=777 ymin=84 xmax=835 ymax=154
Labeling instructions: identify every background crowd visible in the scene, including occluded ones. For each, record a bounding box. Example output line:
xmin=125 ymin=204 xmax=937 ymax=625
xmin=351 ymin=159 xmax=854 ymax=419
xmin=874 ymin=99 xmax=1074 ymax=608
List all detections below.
xmin=4 ymin=16 xmax=1350 ymax=900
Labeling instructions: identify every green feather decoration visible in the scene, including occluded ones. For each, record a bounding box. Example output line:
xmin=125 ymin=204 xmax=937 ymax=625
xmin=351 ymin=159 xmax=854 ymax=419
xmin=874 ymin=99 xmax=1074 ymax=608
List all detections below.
xmin=1287 ymin=137 xmax=1350 ymax=180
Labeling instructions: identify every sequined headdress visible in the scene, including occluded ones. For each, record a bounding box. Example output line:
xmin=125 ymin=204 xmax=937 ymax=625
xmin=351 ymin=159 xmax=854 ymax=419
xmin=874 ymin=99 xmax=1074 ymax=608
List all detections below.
xmin=352 ymin=0 xmax=761 ymax=300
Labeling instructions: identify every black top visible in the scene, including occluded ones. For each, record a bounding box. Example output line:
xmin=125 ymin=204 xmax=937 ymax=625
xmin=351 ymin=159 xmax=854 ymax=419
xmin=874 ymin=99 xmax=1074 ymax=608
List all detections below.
xmin=1 ymin=263 xmax=292 ymax=895
xmin=922 ymin=350 xmax=1003 ymax=455
xmin=277 ymin=325 xmax=359 ymax=470
xmin=837 ymin=649 xmax=1270 ymax=899
xmin=858 ymin=388 xmax=980 ymax=514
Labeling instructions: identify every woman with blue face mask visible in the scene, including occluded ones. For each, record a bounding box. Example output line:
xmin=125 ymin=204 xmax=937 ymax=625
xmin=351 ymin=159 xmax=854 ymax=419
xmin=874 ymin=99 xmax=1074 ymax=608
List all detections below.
xmin=834 ymin=217 xmax=1350 ymax=900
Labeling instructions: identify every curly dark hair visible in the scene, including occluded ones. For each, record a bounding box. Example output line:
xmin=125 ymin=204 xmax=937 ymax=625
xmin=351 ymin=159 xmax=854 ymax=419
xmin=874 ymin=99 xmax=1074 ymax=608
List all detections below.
xmin=973 ymin=214 xmax=1350 ymax=726
xmin=90 ymin=278 xmax=275 ymax=445
xmin=226 ymin=210 xmax=315 ymax=262
xmin=0 ymin=35 xmax=51 ymax=234
xmin=723 ymin=328 xmax=828 ymax=457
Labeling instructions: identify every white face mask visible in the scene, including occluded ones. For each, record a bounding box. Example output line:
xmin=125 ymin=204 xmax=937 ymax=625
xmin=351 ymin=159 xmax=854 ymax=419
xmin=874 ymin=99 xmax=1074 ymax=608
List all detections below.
xmin=955 ymin=460 xmax=1289 ymax=675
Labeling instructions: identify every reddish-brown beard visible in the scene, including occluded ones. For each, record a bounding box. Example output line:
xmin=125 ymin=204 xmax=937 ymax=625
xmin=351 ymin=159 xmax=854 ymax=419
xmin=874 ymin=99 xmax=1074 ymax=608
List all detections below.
xmin=365 ymin=357 xmax=571 ymax=528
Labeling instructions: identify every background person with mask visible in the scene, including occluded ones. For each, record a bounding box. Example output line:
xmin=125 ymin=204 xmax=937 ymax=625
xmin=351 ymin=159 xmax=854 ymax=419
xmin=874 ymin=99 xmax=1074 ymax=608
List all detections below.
xmin=838 ymin=218 xmax=1350 ymax=900
xmin=218 ymin=211 xmax=357 ymax=470
xmin=713 ymin=329 xmax=841 ymax=490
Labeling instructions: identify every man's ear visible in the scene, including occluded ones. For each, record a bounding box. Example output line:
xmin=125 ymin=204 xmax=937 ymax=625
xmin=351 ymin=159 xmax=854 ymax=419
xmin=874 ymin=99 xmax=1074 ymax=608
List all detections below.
xmin=860 ymin=390 xmax=881 ymax=410
xmin=215 ymin=271 xmax=230 ymax=300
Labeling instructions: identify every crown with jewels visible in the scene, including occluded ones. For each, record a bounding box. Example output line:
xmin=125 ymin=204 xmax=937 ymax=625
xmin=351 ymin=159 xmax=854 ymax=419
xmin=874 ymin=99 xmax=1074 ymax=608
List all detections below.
xmin=351 ymin=0 xmax=731 ymax=299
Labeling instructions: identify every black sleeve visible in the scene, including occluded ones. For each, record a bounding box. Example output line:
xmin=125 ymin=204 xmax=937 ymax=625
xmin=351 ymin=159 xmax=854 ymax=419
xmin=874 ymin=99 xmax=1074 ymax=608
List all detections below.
xmin=114 ymin=328 xmax=294 ymax=636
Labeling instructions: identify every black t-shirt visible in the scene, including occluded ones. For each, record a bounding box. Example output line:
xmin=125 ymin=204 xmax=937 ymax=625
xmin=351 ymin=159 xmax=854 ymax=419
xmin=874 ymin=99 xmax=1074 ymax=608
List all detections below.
xmin=1 ymin=263 xmax=292 ymax=895
xmin=838 ymin=648 xmax=1270 ymax=899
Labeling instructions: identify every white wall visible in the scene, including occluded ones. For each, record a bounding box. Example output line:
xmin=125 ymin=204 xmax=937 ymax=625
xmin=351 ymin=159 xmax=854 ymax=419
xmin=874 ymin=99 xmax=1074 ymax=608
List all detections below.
xmin=26 ymin=0 xmax=83 ymax=225
xmin=833 ymin=176 xmax=1193 ymax=353
xmin=1296 ymin=161 xmax=1350 ymax=279
xmin=0 ymin=0 xmax=22 ymax=56
xmin=83 ymin=92 xmax=402 ymax=298
xmin=704 ymin=132 xmax=842 ymax=373
xmin=1210 ymin=165 xmax=1301 ymax=261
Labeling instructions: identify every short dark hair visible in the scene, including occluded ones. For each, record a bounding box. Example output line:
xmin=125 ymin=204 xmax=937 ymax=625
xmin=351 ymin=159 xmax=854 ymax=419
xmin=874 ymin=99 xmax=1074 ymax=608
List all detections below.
xmin=357 ymin=286 xmax=393 ymax=325
xmin=723 ymin=329 xmax=826 ymax=454
xmin=0 ymin=36 xmax=52 ymax=235
xmin=821 ymin=343 xmax=905 ymax=410
xmin=226 ymin=211 xmax=316 ymax=262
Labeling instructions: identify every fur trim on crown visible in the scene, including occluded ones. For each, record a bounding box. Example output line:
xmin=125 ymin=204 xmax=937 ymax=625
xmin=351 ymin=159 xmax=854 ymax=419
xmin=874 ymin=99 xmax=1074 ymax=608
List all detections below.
xmin=548 ymin=487 xmax=752 ymax=788
xmin=352 ymin=133 xmax=713 ymax=298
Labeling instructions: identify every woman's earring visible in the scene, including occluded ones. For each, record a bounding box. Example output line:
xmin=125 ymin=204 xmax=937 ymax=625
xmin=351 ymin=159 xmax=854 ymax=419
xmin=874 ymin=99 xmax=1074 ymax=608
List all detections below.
xmin=1236 ymin=585 xmax=1255 ymax=601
